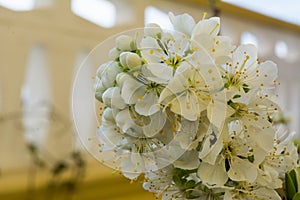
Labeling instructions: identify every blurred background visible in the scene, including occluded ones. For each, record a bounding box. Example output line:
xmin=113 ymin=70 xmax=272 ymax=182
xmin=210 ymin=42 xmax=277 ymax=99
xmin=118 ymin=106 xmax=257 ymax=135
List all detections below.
xmin=0 ymin=0 xmax=299 ymax=199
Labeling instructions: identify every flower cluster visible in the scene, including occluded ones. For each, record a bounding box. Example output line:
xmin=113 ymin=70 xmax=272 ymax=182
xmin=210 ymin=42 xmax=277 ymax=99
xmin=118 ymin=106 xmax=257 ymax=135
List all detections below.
xmin=95 ymin=12 xmax=299 ymax=200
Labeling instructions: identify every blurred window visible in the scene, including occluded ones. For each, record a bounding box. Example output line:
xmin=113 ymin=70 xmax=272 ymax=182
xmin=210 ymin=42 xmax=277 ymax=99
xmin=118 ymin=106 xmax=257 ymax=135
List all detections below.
xmin=0 ymin=0 xmax=35 ymax=11
xmin=71 ymin=0 xmax=116 ymax=28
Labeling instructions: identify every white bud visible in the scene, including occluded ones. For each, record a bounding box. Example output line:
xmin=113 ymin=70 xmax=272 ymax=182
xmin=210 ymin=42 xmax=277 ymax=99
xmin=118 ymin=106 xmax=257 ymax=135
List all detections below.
xmin=108 ymin=47 xmax=120 ymax=60
xmin=116 ymin=72 xmax=132 ymax=87
xmin=116 ymin=35 xmax=135 ymax=51
xmin=96 ymin=62 xmax=110 ymax=78
xmin=119 ymin=52 xmax=141 ymax=70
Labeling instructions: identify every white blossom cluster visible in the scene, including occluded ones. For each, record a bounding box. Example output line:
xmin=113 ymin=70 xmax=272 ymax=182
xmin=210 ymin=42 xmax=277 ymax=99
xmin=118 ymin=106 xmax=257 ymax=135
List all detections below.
xmin=95 ymin=12 xmax=299 ymax=200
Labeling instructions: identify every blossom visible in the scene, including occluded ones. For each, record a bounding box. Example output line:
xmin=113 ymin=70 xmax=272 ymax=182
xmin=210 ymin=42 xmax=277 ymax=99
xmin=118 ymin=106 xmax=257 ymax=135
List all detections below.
xmin=92 ymin=11 xmax=299 ymax=200
xmin=159 ymin=63 xmax=210 ymax=121
xmin=222 ymin=44 xmax=278 ymax=96
xmin=198 ymin=120 xmax=258 ymax=187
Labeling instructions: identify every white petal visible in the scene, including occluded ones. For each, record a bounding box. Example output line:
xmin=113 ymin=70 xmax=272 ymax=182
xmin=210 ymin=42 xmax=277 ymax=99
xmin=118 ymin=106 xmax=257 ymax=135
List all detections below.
xmin=96 ymin=62 xmax=110 ymax=78
xmin=101 ymin=62 xmax=121 ymax=88
xmin=144 ymin=63 xmax=173 ymax=84
xmin=95 ymin=79 xmax=106 ymax=102
xmin=250 ymin=188 xmax=281 ymax=200
xmin=192 ymin=17 xmax=220 ymax=37
xmin=143 ymin=111 xmax=167 ymax=137
xmin=115 ymin=109 xmax=135 ymax=132
xmin=97 ymin=125 xmax=123 ymax=151
xmin=140 ymin=37 xmax=163 ymax=63
xmin=174 ymin=150 xmax=200 ymax=170
xmin=213 ymin=36 xmax=234 ymax=57
xmin=232 ymin=44 xmax=257 ymax=72
xmin=245 ymin=60 xmax=278 ymax=89
xmin=121 ymin=78 xmax=146 ymax=104
xmin=200 ymin=134 xmax=223 ymax=165
xmin=197 ymin=161 xmax=228 ymax=186
xmin=121 ymin=153 xmax=144 ymax=180
xmin=169 ymin=12 xmax=195 ymax=36
xmin=102 ymin=87 xmax=126 ymax=109
xmin=175 ymin=119 xmax=199 ymax=149
xmin=228 ymin=157 xmax=258 ymax=182
xmin=207 ymin=93 xmax=227 ymax=129
xmin=170 ymin=92 xmax=200 ymax=121
xmin=135 ymin=91 xmax=160 ymax=116
xmin=145 ymin=23 xmax=162 ymax=37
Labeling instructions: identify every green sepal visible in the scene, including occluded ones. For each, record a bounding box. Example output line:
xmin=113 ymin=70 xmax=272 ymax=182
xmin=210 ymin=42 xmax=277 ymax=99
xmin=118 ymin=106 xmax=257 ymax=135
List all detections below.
xmin=286 ymin=170 xmax=297 ymax=200
xmin=292 ymin=193 xmax=300 ymax=200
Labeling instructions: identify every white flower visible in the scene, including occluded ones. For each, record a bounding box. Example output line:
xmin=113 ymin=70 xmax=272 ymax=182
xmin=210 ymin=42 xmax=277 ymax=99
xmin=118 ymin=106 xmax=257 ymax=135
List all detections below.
xmin=264 ymin=135 xmax=299 ymax=178
xmin=159 ymin=63 xmax=210 ymax=121
xmin=228 ymin=89 xmax=279 ymax=164
xmin=140 ymin=33 xmax=190 ymax=67
xmin=223 ymin=44 xmax=278 ymax=95
xmin=198 ymin=120 xmax=259 ymax=186
xmin=255 ymin=164 xmax=282 ymax=189
xmin=143 ymin=165 xmax=174 ymax=195
xmin=93 ymin=11 xmax=299 ymax=199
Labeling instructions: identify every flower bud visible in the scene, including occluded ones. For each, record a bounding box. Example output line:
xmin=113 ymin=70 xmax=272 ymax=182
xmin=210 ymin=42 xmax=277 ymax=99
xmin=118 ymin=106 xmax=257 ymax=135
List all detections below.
xmin=116 ymin=72 xmax=132 ymax=87
xmin=96 ymin=62 xmax=110 ymax=79
xmin=119 ymin=52 xmax=141 ymax=70
xmin=116 ymin=35 xmax=135 ymax=51
xmin=108 ymin=47 xmax=120 ymax=60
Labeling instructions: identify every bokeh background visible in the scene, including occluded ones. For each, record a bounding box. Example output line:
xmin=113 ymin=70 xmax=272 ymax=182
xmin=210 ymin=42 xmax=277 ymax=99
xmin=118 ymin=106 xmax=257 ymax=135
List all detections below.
xmin=0 ymin=0 xmax=299 ymax=199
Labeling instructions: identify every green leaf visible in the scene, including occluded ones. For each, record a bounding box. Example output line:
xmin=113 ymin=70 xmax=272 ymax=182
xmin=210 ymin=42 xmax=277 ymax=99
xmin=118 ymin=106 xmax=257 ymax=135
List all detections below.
xmin=286 ymin=172 xmax=297 ymax=200
xmin=293 ymin=193 xmax=300 ymax=200
xmin=290 ymin=169 xmax=299 ymax=192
